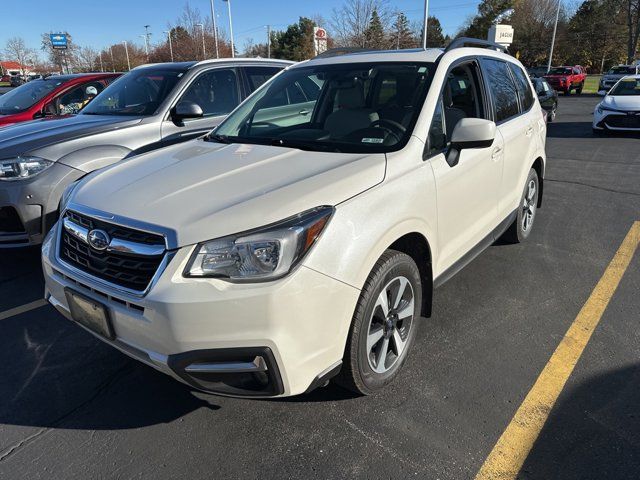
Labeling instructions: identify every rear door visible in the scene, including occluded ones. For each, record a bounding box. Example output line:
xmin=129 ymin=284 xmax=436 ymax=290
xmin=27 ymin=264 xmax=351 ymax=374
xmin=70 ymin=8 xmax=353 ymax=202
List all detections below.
xmin=161 ymin=67 xmax=241 ymax=145
xmin=481 ymin=58 xmax=537 ymax=219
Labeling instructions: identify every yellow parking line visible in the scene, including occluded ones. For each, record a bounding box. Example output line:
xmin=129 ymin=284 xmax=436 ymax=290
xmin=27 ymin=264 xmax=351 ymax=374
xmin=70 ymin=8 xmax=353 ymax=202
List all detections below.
xmin=0 ymin=299 xmax=48 ymax=321
xmin=475 ymin=221 xmax=640 ymax=480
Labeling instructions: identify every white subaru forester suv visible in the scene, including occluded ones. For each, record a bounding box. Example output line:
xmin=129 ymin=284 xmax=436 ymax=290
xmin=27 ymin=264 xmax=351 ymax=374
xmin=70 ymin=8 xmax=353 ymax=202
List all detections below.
xmin=42 ymin=39 xmax=546 ymax=398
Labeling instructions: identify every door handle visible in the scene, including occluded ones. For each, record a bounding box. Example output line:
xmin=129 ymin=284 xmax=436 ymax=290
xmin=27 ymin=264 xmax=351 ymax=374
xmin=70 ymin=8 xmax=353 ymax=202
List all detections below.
xmin=299 ymin=109 xmax=310 ymax=116
xmin=491 ymin=146 xmax=502 ymax=160
xmin=525 ymin=126 xmax=534 ymax=136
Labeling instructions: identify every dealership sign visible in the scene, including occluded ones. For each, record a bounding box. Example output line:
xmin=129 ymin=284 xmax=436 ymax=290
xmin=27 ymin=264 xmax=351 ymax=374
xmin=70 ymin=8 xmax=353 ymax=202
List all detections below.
xmin=314 ymin=27 xmax=328 ymax=56
xmin=50 ymin=33 xmax=68 ymax=50
xmin=487 ymin=24 xmax=514 ymax=48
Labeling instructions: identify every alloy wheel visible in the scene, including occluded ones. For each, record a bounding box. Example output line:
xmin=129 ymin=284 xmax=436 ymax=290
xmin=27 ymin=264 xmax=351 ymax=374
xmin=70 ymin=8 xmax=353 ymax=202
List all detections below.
xmin=522 ymin=179 xmax=537 ymax=232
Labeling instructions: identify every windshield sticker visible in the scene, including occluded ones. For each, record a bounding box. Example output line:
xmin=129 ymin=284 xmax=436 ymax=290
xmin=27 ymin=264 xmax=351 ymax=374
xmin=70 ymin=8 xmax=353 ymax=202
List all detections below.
xmin=362 ymin=137 xmax=384 ymax=144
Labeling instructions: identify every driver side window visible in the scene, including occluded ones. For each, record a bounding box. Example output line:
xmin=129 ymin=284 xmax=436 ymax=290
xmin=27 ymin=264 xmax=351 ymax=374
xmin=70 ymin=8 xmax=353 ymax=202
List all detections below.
xmin=426 ymin=62 xmax=485 ymax=158
xmin=180 ymin=68 xmax=239 ymax=117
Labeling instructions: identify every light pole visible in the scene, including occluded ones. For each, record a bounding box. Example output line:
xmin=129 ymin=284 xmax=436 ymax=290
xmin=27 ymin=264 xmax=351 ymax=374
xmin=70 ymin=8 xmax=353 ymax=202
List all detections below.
xmin=140 ymin=35 xmax=149 ymax=56
xmin=163 ymin=30 xmax=174 ymax=62
xmin=266 ymin=25 xmax=271 ymax=58
xmin=142 ymin=25 xmax=152 ymax=59
xmin=122 ymin=41 xmax=131 ymax=71
xmin=547 ymin=0 xmax=561 ymax=73
xmin=223 ymin=0 xmax=234 ymax=58
xmin=196 ymin=23 xmax=207 ymax=59
xmin=210 ymin=0 xmax=219 ymax=58
xmin=99 ymin=51 xmax=104 ymax=72
xmin=109 ymin=46 xmax=115 ymax=72
xmin=422 ymin=0 xmax=429 ymax=49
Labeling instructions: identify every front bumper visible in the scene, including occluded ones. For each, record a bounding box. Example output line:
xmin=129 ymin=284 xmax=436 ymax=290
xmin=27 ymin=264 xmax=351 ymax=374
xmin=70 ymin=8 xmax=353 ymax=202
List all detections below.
xmin=42 ymin=222 xmax=360 ymax=397
xmin=0 ymin=162 xmax=83 ymax=247
xmin=593 ymin=109 xmax=640 ymax=131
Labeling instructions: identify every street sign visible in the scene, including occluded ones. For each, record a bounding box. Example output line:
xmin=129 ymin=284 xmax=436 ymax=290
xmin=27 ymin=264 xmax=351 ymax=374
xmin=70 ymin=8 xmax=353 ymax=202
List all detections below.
xmin=314 ymin=27 xmax=328 ymax=56
xmin=50 ymin=33 xmax=68 ymax=50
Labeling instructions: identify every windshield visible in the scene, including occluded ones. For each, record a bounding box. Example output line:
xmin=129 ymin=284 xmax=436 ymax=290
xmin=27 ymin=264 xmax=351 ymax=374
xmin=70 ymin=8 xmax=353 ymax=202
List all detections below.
xmin=548 ymin=67 xmax=572 ymax=75
xmin=609 ymin=78 xmax=640 ymax=96
xmin=82 ymin=68 xmax=186 ymax=116
xmin=0 ymin=78 xmax=69 ymax=114
xmin=211 ymin=62 xmax=433 ymax=153
xmin=608 ymin=66 xmax=635 ymax=75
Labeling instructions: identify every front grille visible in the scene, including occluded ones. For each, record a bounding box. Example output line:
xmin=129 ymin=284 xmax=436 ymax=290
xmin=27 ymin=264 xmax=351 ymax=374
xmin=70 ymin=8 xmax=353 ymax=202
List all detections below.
xmin=604 ymin=114 xmax=640 ymax=129
xmin=0 ymin=207 xmax=25 ymax=233
xmin=59 ymin=210 xmax=165 ymax=292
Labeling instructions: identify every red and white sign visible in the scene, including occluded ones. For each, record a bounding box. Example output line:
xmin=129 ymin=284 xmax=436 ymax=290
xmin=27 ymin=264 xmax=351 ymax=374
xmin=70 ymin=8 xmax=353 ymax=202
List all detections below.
xmin=314 ymin=27 xmax=328 ymax=55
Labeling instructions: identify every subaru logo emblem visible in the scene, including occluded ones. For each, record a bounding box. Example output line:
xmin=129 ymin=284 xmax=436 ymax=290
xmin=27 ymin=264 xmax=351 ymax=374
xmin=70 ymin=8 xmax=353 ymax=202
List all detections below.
xmin=87 ymin=229 xmax=110 ymax=251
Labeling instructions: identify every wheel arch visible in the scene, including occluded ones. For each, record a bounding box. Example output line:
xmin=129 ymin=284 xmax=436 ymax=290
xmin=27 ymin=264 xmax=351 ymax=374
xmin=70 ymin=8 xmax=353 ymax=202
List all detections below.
xmin=532 ymin=157 xmax=544 ymax=208
xmin=387 ymin=232 xmax=433 ymax=318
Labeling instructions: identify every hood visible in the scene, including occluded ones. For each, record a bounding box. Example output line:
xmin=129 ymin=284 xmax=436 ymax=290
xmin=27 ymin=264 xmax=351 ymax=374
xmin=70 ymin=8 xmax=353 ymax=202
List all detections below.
xmin=0 ymin=114 xmax=143 ymax=159
xmin=603 ymin=74 xmax=626 ymax=81
xmin=72 ymin=139 xmax=386 ymax=247
xmin=603 ymin=95 xmax=640 ymax=111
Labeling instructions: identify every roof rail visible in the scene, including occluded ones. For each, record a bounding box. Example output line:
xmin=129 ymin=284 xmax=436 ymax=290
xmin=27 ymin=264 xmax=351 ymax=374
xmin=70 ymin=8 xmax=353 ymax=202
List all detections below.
xmin=445 ymin=37 xmax=508 ymax=53
xmin=315 ymin=47 xmax=377 ymax=59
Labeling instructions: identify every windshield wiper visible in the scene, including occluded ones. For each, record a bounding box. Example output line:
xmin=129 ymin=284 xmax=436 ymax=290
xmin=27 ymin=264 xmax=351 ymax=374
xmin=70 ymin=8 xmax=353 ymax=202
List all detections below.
xmin=206 ymin=133 xmax=232 ymax=144
xmin=270 ymin=138 xmax=341 ymax=153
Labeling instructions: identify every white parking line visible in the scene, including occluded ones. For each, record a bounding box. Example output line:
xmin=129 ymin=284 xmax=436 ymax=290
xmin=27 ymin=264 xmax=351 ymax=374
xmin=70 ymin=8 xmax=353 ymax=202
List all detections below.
xmin=0 ymin=299 xmax=48 ymax=321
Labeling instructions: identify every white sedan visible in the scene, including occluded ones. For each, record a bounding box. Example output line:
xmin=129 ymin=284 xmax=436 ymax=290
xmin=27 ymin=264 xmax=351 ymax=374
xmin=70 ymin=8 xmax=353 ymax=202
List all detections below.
xmin=593 ymin=75 xmax=640 ymax=133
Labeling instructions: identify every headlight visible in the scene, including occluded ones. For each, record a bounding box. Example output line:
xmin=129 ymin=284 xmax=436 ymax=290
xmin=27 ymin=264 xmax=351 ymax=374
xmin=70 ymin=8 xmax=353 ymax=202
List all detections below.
xmin=597 ymin=103 xmax=617 ymax=115
xmin=0 ymin=156 xmax=53 ymax=181
xmin=184 ymin=206 xmax=334 ymax=281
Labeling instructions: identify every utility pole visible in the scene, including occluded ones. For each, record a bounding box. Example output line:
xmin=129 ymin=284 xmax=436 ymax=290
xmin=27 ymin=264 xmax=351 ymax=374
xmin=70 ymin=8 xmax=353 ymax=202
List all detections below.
xmin=122 ymin=41 xmax=131 ymax=71
xmin=99 ymin=51 xmax=104 ymax=72
xmin=164 ymin=30 xmax=174 ymax=62
xmin=223 ymin=0 xmax=234 ymax=58
xmin=109 ymin=46 xmax=115 ymax=72
xmin=143 ymin=25 xmax=152 ymax=59
xmin=422 ymin=0 xmax=429 ymax=49
xmin=210 ymin=0 xmax=219 ymax=58
xmin=547 ymin=0 xmax=561 ymax=73
xmin=196 ymin=23 xmax=206 ymax=59
xmin=266 ymin=25 xmax=271 ymax=58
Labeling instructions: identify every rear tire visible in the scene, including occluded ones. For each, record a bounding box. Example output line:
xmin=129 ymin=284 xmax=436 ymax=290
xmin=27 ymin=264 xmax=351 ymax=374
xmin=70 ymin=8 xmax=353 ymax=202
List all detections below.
xmin=501 ymin=168 xmax=540 ymax=244
xmin=576 ymin=82 xmax=583 ymax=94
xmin=336 ymin=250 xmax=422 ymax=395
xmin=548 ymin=103 xmax=557 ymax=122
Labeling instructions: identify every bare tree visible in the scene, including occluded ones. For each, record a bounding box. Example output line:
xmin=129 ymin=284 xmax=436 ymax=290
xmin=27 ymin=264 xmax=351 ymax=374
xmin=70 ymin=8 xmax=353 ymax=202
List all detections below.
xmin=626 ymin=0 xmax=640 ymax=62
xmin=330 ymin=0 xmax=391 ymax=47
xmin=4 ymin=37 xmax=36 ymax=74
xmin=74 ymin=46 xmax=98 ymax=72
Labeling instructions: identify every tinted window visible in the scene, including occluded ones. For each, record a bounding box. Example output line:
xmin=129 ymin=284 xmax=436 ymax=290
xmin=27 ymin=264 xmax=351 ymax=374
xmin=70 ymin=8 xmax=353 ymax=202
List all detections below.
xmin=609 ymin=78 xmax=640 ymax=96
xmin=180 ymin=69 xmax=239 ymax=117
xmin=509 ymin=64 xmax=535 ymax=111
xmin=244 ymin=66 xmax=282 ymax=90
xmin=481 ymin=59 xmax=520 ymax=122
xmin=427 ymin=99 xmax=446 ymax=155
xmin=549 ymin=67 xmax=572 ymax=75
xmin=82 ymin=69 xmax=186 ymax=116
xmin=0 ymin=77 xmax=70 ymax=114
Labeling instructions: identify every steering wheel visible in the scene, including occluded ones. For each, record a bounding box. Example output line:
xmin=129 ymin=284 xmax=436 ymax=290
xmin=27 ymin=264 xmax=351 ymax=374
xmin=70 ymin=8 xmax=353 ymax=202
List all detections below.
xmin=370 ymin=119 xmax=406 ymax=141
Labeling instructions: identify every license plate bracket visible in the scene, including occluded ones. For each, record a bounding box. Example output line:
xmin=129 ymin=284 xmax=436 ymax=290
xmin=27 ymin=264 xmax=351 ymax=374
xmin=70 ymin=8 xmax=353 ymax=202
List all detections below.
xmin=65 ymin=288 xmax=115 ymax=340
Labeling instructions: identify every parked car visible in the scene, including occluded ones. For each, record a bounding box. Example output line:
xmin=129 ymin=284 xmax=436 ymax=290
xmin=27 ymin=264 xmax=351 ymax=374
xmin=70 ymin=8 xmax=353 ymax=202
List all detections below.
xmin=532 ymin=77 xmax=558 ymax=122
xmin=0 ymin=59 xmax=291 ymax=248
xmin=42 ymin=39 xmax=546 ymax=398
xmin=527 ymin=66 xmax=548 ymax=78
xmin=599 ymin=65 xmax=640 ymax=92
xmin=544 ymin=65 xmax=586 ymax=94
xmin=0 ymin=75 xmax=10 ymax=87
xmin=0 ymin=73 xmax=119 ymax=128
xmin=593 ymin=75 xmax=640 ymax=133
xmin=9 ymin=76 xmax=25 ymax=87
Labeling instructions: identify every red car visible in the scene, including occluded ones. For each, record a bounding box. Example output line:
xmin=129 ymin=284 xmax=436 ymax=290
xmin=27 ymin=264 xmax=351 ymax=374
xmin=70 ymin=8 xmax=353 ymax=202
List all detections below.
xmin=0 ymin=73 xmax=120 ymax=128
xmin=544 ymin=65 xmax=586 ymax=95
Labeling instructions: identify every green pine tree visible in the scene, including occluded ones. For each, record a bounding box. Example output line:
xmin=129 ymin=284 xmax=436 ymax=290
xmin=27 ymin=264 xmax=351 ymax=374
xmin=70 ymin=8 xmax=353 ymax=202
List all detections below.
xmin=364 ymin=9 xmax=386 ymax=49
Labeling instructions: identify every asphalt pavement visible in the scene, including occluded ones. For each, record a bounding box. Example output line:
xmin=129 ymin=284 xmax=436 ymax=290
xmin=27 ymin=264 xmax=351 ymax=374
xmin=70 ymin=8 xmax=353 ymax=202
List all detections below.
xmin=0 ymin=95 xmax=639 ymax=479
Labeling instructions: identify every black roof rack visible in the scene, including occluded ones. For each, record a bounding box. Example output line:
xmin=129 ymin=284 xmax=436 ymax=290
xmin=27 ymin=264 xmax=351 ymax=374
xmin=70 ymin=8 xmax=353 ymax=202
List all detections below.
xmin=445 ymin=37 xmax=508 ymax=53
xmin=315 ymin=47 xmax=378 ymax=58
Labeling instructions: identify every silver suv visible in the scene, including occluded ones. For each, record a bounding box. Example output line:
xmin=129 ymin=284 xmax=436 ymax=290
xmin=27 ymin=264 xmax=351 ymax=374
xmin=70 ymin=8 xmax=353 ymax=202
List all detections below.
xmin=0 ymin=59 xmax=291 ymax=247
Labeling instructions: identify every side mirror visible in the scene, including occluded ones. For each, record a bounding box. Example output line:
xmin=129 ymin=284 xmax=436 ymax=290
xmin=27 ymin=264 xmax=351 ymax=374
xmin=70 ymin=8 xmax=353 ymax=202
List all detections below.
xmin=172 ymin=101 xmax=204 ymax=123
xmin=597 ymin=90 xmax=607 ymax=96
xmin=447 ymin=118 xmax=496 ymax=167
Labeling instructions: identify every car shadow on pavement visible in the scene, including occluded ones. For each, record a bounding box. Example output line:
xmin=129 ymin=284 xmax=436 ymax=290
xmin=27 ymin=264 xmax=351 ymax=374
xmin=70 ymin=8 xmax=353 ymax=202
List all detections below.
xmin=547 ymin=121 xmax=640 ymax=140
xmin=0 ymin=308 xmax=219 ymax=432
xmin=518 ymin=364 xmax=640 ymax=479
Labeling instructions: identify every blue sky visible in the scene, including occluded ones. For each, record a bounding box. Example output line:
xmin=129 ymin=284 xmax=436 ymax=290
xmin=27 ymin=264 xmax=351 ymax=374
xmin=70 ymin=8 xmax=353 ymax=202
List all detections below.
xmin=1 ymin=0 xmax=480 ymax=57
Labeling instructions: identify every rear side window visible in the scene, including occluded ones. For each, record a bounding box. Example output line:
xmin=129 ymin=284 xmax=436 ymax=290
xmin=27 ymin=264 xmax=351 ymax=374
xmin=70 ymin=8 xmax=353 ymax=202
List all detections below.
xmin=509 ymin=64 xmax=535 ymax=111
xmin=244 ymin=66 xmax=282 ymax=91
xmin=481 ymin=59 xmax=520 ymax=123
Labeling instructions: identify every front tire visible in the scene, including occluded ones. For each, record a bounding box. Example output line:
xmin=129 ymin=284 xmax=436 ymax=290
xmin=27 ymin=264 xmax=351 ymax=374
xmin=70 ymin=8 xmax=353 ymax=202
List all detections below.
xmin=501 ymin=168 xmax=540 ymax=244
xmin=548 ymin=103 xmax=557 ymax=122
xmin=336 ymin=250 xmax=422 ymax=395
